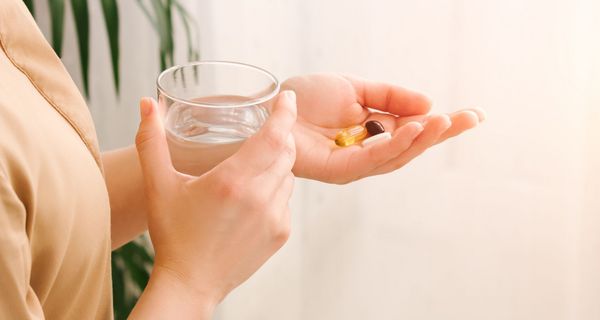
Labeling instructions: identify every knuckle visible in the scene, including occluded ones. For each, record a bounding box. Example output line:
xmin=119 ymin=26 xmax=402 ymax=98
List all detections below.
xmin=274 ymin=226 xmax=291 ymax=246
xmin=263 ymin=126 xmax=286 ymax=150
xmin=271 ymin=217 xmax=291 ymax=246
xmin=285 ymin=135 xmax=296 ymax=162
xmin=134 ymin=129 xmax=153 ymax=147
xmin=213 ymin=175 xmax=244 ymax=201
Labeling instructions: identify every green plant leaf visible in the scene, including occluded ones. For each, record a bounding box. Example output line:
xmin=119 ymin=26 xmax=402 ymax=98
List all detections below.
xmin=100 ymin=0 xmax=120 ymax=95
xmin=135 ymin=0 xmax=157 ymax=31
xmin=48 ymin=0 xmax=65 ymax=56
xmin=119 ymin=242 xmax=151 ymax=292
xmin=138 ymin=0 xmax=191 ymax=70
xmin=173 ymin=1 xmax=200 ymax=61
xmin=149 ymin=0 xmax=174 ymax=69
xmin=111 ymin=241 xmax=153 ymax=318
xmin=160 ymin=51 xmax=167 ymax=71
xmin=23 ymin=0 xmax=35 ymax=16
xmin=111 ymin=253 xmax=128 ymax=320
xmin=164 ymin=0 xmax=174 ymax=67
xmin=70 ymin=0 xmax=90 ymax=97
xmin=132 ymin=240 xmax=154 ymax=263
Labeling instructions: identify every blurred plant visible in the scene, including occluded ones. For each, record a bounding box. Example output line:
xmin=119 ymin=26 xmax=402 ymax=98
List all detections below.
xmin=24 ymin=0 xmax=200 ymax=318
xmin=24 ymin=0 xmax=200 ymax=97
xmin=111 ymin=237 xmax=155 ymax=319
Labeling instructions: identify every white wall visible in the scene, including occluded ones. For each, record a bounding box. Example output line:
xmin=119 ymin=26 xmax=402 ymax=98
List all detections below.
xmin=46 ymin=0 xmax=600 ymax=319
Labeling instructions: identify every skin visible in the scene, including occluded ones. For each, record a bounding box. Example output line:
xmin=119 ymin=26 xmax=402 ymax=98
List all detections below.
xmin=130 ymin=92 xmax=297 ymax=318
xmin=285 ymin=74 xmax=485 ymax=183
xmin=103 ymin=74 xmax=485 ymax=318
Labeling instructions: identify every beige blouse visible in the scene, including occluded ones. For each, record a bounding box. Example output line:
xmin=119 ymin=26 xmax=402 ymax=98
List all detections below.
xmin=0 ymin=0 xmax=112 ymax=319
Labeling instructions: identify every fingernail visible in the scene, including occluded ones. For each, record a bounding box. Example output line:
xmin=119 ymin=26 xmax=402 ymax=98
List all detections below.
xmin=473 ymin=107 xmax=487 ymax=122
xmin=410 ymin=122 xmax=424 ymax=136
xmin=420 ymin=116 xmax=430 ymax=126
xmin=401 ymin=122 xmax=423 ymax=139
xmin=284 ymin=90 xmax=296 ymax=103
xmin=423 ymin=95 xmax=433 ymax=107
xmin=440 ymin=114 xmax=452 ymax=129
xmin=464 ymin=111 xmax=480 ymax=126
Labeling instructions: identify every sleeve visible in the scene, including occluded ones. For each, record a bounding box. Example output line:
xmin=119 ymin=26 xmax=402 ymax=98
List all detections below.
xmin=0 ymin=169 xmax=44 ymax=319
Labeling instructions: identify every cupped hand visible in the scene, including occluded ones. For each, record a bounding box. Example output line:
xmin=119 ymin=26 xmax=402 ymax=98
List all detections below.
xmin=132 ymin=91 xmax=297 ymax=312
xmin=283 ymin=74 xmax=485 ymax=184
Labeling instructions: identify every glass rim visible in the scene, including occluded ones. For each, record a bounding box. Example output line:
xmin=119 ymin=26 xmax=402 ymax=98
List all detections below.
xmin=156 ymin=60 xmax=280 ymax=109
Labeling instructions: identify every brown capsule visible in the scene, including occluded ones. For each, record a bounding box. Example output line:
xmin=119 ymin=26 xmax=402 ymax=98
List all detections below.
xmin=365 ymin=120 xmax=385 ymax=136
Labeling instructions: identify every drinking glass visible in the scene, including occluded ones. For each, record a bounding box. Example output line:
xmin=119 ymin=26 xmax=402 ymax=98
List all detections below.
xmin=157 ymin=61 xmax=280 ymax=176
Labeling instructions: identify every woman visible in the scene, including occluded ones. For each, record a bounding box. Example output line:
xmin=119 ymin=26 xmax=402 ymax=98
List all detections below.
xmin=0 ymin=0 xmax=484 ymax=318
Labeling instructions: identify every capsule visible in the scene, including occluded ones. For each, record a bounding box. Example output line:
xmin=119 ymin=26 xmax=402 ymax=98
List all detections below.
xmin=335 ymin=124 xmax=368 ymax=147
xmin=365 ymin=120 xmax=385 ymax=136
xmin=362 ymin=132 xmax=392 ymax=147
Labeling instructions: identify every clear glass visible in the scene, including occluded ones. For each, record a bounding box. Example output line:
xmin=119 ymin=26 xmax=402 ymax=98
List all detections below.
xmin=157 ymin=61 xmax=280 ymax=176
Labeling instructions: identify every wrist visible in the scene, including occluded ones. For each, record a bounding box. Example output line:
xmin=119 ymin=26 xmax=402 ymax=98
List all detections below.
xmin=130 ymin=264 xmax=219 ymax=319
xmin=153 ymin=253 xmax=229 ymax=301
xmin=154 ymin=264 xmax=221 ymax=307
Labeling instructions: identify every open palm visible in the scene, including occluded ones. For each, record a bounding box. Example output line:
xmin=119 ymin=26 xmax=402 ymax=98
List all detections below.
xmin=284 ymin=74 xmax=484 ymax=184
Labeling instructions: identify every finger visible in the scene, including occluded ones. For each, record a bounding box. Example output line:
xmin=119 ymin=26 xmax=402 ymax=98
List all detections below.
xmin=272 ymin=207 xmax=292 ymax=250
xmin=224 ymin=90 xmax=297 ymax=176
xmin=344 ymin=75 xmax=432 ymax=116
xmin=263 ymin=173 xmax=294 ymax=247
xmin=470 ymin=107 xmax=486 ymax=122
xmin=336 ymin=122 xmax=424 ymax=182
xmin=257 ymin=133 xmax=296 ymax=191
xmin=435 ymin=110 xmax=480 ymax=144
xmin=135 ymin=97 xmax=176 ymax=192
xmin=394 ymin=107 xmax=486 ymax=128
xmin=370 ymin=114 xmax=451 ymax=175
xmin=272 ymin=173 xmax=295 ymax=219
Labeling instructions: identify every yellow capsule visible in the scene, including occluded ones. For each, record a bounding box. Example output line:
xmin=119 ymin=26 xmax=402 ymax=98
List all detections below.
xmin=335 ymin=124 xmax=368 ymax=147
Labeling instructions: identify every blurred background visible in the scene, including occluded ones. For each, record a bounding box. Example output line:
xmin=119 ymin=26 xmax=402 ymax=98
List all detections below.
xmin=31 ymin=0 xmax=600 ymax=319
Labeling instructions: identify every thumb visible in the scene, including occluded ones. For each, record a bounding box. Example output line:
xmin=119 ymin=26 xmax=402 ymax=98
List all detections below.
xmin=224 ymin=90 xmax=297 ymax=176
xmin=135 ymin=97 xmax=175 ymax=192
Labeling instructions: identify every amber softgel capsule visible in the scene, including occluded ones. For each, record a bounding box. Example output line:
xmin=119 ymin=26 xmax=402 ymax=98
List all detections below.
xmin=334 ymin=125 xmax=368 ymax=147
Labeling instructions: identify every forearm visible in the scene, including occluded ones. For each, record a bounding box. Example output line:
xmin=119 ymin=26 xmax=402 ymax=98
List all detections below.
xmin=102 ymin=145 xmax=148 ymax=249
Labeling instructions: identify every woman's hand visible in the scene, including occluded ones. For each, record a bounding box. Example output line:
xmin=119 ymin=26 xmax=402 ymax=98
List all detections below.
xmin=284 ymin=74 xmax=485 ymax=184
xmin=130 ymin=91 xmax=297 ymax=319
